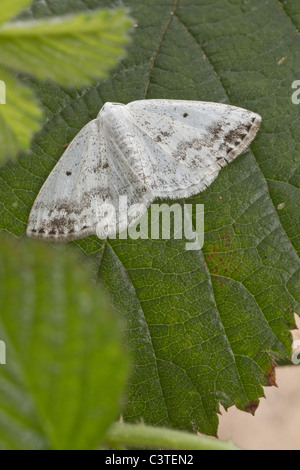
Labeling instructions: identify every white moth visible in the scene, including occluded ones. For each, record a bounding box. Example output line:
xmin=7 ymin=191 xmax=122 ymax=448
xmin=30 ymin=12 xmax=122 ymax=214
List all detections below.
xmin=27 ymin=100 xmax=261 ymax=242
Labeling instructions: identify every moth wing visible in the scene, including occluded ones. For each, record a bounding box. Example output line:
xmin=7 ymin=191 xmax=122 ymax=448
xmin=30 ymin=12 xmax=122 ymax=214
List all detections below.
xmin=27 ymin=116 xmax=152 ymax=242
xmin=126 ymin=99 xmax=261 ymax=198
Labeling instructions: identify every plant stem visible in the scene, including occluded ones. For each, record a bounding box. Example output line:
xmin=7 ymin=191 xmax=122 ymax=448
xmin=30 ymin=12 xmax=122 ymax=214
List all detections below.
xmin=104 ymin=422 xmax=241 ymax=450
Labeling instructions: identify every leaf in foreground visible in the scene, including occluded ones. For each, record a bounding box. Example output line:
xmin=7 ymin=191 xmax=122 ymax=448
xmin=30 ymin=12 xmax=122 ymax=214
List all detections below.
xmin=0 ymin=5 xmax=133 ymax=160
xmin=0 ymin=9 xmax=133 ymax=86
xmin=0 ymin=65 xmax=42 ymax=158
xmin=0 ymin=240 xmax=129 ymax=450
xmin=0 ymin=0 xmax=33 ymax=25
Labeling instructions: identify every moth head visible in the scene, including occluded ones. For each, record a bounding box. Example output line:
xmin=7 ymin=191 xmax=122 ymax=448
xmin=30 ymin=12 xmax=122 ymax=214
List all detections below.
xmin=98 ymin=102 xmax=125 ymax=117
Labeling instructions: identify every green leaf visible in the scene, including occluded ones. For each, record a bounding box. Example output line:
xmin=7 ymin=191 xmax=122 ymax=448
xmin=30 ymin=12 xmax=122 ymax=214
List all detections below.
xmin=0 ymin=0 xmax=33 ymax=25
xmin=0 ymin=66 xmax=42 ymax=158
xmin=0 ymin=4 xmax=132 ymax=161
xmin=0 ymin=9 xmax=133 ymax=86
xmin=0 ymin=0 xmax=300 ymax=438
xmin=0 ymin=239 xmax=129 ymax=450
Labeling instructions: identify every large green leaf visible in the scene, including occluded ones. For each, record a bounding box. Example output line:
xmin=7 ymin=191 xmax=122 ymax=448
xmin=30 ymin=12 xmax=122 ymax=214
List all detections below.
xmin=0 ymin=0 xmax=299 ymax=437
xmin=0 ymin=240 xmax=129 ymax=450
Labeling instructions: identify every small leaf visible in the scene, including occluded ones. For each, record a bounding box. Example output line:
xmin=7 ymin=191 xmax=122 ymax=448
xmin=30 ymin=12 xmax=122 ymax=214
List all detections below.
xmin=0 ymin=66 xmax=42 ymax=160
xmin=0 ymin=239 xmax=129 ymax=450
xmin=0 ymin=9 xmax=133 ymax=86
xmin=0 ymin=6 xmax=132 ymax=159
xmin=0 ymin=0 xmax=33 ymax=25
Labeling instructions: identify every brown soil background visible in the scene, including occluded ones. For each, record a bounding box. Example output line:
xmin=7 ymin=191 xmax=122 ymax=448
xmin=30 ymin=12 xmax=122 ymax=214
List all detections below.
xmin=218 ymin=316 xmax=300 ymax=450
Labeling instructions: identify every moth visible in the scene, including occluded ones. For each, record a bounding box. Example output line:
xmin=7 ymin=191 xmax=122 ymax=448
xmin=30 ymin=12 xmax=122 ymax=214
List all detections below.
xmin=27 ymin=100 xmax=261 ymax=241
